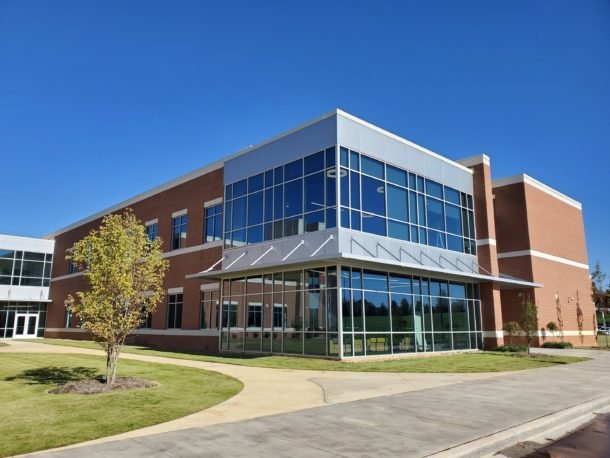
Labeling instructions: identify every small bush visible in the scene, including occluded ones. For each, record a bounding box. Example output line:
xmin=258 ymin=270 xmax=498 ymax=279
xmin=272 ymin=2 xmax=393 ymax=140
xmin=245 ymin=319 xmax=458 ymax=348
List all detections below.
xmin=493 ymin=345 xmax=527 ymax=353
xmin=542 ymin=341 xmax=573 ymax=349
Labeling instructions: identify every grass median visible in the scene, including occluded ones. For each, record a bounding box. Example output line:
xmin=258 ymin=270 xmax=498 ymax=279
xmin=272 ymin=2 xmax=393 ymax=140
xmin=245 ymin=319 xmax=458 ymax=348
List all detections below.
xmin=0 ymin=353 xmax=242 ymax=457
xmin=21 ymin=338 xmax=588 ymax=373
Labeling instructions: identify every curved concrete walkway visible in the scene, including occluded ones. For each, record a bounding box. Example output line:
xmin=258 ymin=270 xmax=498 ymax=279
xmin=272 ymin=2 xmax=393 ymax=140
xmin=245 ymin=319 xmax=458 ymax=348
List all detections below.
xmin=1 ymin=339 xmax=507 ymax=449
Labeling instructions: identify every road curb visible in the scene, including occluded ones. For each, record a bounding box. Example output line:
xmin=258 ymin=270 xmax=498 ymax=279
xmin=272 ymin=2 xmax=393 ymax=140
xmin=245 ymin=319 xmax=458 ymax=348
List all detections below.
xmin=425 ymin=394 xmax=610 ymax=458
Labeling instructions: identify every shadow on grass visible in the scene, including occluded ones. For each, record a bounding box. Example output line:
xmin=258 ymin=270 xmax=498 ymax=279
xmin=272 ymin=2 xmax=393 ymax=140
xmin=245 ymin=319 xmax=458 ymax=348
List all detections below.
xmin=5 ymin=366 xmax=99 ymax=385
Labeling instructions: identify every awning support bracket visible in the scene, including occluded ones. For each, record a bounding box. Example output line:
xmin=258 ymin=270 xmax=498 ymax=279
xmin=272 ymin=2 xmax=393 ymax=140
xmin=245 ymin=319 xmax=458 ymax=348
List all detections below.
xmin=225 ymin=252 xmax=247 ymax=270
xmin=310 ymin=235 xmax=334 ymax=257
xmin=251 ymin=246 xmax=274 ymax=266
xmin=282 ymin=240 xmax=305 ymax=261
xmin=205 ymin=255 xmax=227 ymax=273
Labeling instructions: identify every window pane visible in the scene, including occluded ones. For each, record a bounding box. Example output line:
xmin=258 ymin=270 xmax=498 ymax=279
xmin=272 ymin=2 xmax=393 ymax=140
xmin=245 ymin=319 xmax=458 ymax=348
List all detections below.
xmin=387 ymin=184 xmax=407 ymax=221
xmin=389 ymin=274 xmax=410 ymax=294
xmin=350 ymin=210 xmax=361 ymax=231
xmin=340 ymin=168 xmax=349 ymax=206
xmin=387 ymin=165 xmax=407 ymax=187
xmin=362 ymin=214 xmax=386 ymax=236
xmin=445 ymin=187 xmax=460 ymax=205
xmin=451 ymin=299 xmax=468 ymax=331
xmin=264 ymin=188 xmax=273 ymax=223
xmin=274 ymin=185 xmax=283 ymax=220
xmin=350 ymin=172 xmax=360 ymax=210
xmin=248 ymin=173 xmax=264 ymax=193
xmin=233 ymin=179 xmax=247 ymax=198
xmin=225 ymin=184 xmax=233 ymax=200
xmin=353 ymin=290 xmax=363 ymax=332
xmin=304 ymin=150 xmax=325 ymax=175
xmin=232 ymin=197 xmax=247 ymax=229
xmin=340 ymin=146 xmax=349 ymax=167
xmin=363 ymin=270 xmax=388 ymax=291
xmin=447 ymin=234 xmax=462 ymax=252
xmin=426 ymin=197 xmax=445 ymax=230
xmin=326 ymin=146 xmax=336 ymax=167
xmin=388 ymin=220 xmax=409 ymax=241
xmin=284 ymin=179 xmax=303 ymax=217
xmin=425 ymin=179 xmax=443 ymax=199
xmin=361 ymin=156 xmax=384 ymax=179
xmin=304 ymin=210 xmax=325 ymax=232
xmin=361 ymin=176 xmax=385 ymax=216
xmin=285 ymin=159 xmax=303 ymax=181
xmin=428 ymin=229 xmax=446 ymax=249
xmin=350 ymin=150 xmax=360 ymax=171
xmin=305 ymin=172 xmax=325 ymax=212
xmin=391 ymin=294 xmax=414 ymax=331
xmin=363 ymin=291 xmax=390 ymax=332
xmin=264 ymin=169 xmax=273 ymax=188
xmin=274 ymin=166 xmax=284 ymax=185
xmin=340 ymin=207 xmax=349 ymax=228
xmin=247 ymin=225 xmax=263 ymax=244
xmin=326 ymin=207 xmax=337 ymax=229
xmin=247 ymin=191 xmax=263 ymax=226
xmin=445 ymin=203 xmax=462 ymax=235
xmin=284 ymin=216 xmax=303 ymax=237
xmin=326 ymin=172 xmax=336 ymax=207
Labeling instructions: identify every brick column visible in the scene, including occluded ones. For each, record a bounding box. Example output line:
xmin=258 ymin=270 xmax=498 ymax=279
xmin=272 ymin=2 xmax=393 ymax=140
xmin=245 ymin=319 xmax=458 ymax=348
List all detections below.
xmin=458 ymin=155 xmax=503 ymax=349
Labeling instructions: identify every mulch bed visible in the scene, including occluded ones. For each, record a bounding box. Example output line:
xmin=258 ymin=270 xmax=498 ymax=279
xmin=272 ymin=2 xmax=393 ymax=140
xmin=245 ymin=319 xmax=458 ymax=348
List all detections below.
xmin=49 ymin=377 xmax=158 ymax=395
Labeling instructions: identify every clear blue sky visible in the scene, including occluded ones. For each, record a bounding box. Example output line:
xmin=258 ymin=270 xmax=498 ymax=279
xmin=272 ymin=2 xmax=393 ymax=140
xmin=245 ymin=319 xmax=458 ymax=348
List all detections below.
xmin=1 ymin=0 xmax=608 ymax=273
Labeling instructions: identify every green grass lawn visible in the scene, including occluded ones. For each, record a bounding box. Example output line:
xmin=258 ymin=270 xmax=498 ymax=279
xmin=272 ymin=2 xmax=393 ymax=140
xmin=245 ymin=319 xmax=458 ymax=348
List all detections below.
xmin=0 ymin=353 xmax=242 ymax=457
xmin=22 ymin=338 xmax=588 ymax=373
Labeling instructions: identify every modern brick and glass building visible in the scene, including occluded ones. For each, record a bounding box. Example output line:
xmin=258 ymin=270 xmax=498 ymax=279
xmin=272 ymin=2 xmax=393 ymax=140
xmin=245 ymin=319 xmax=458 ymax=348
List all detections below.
xmin=38 ymin=110 xmax=596 ymax=357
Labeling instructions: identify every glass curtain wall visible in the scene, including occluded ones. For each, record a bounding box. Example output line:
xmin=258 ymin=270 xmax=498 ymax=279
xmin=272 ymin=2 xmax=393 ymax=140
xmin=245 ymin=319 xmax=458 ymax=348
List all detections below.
xmin=338 ymin=146 xmax=477 ymax=255
xmin=220 ymin=266 xmax=339 ymax=356
xmin=341 ymin=267 xmax=482 ymax=357
xmin=0 ymin=250 xmax=53 ymax=286
xmin=223 ymin=147 xmax=337 ymax=248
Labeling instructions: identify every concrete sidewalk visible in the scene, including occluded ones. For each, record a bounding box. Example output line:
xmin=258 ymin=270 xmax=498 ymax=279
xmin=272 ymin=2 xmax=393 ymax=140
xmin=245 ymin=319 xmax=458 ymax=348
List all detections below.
xmin=1 ymin=340 xmax=506 ymax=444
xmin=16 ymin=345 xmax=610 ymax=458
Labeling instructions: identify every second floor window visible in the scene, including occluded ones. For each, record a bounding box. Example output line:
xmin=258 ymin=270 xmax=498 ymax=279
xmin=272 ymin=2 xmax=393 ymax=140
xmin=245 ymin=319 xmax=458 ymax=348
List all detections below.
xmin=146 ymin=223 xmax=158 ymax=242
xmin=167 ymin=293 xmax=183 ymax=329
xmin=204 ymin=204 xmax=223 ymax=243
xmin=171 ymin=214 xmax=188 ymax=250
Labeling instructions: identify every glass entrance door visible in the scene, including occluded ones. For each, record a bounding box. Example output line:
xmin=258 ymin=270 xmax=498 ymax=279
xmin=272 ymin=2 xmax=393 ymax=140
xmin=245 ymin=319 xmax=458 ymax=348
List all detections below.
xmin=13 ymin=313 xmax=38 ymax=338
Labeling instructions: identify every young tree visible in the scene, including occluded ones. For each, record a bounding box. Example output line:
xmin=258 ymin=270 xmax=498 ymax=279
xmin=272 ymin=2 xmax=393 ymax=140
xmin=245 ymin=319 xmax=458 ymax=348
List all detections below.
xmin=502 ymin=321 xmax=521 ymax=347
xmin=521 ymin=300 xmax=539 ymax=356
xmin=65 ymin=210 xmax=168 ymax=384
xmin=591 ymin=262 xmax=610 ymax=346
xmin=546 ymin=321 xmax=559 ymax=339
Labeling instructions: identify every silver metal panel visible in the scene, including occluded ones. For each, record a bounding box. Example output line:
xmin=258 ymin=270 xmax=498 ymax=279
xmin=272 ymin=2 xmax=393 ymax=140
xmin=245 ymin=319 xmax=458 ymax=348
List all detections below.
xmin=337 ymin=114 xmax=473 ymax=194
xmin=220 ymin=228 xmax=339 ymax=275
xmin=337 ymin=228 xmax=479 ymax=276
xmin=224 ymin=114 xmax=337 ymax=184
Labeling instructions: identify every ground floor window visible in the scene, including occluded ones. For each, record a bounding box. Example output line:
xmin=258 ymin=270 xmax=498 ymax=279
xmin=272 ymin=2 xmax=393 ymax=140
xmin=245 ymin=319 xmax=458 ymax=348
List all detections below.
xmin=219 ymin=265 xmax=483 ymax=357
xmin=200 ymin=289 xmax=219 ymax=329
xmin=167 ymin=293 xmax=183 ymax=329
xmin=0 ymin=302 xmax=47 ymax=338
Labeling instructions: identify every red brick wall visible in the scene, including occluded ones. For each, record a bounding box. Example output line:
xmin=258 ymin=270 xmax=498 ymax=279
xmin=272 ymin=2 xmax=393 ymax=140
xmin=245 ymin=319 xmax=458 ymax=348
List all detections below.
xmin=493 ymin=179 xmax=595 ymax=346
xmin=47 ymin=167 xmax=225 ymax=342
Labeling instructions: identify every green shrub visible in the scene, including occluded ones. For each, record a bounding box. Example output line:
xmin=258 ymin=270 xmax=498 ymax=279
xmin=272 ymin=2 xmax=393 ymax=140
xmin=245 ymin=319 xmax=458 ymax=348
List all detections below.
xmin=542 ymin=341 xmax=573 ymax=349
xmin=493 ymin=345 xmax=527 ymax=353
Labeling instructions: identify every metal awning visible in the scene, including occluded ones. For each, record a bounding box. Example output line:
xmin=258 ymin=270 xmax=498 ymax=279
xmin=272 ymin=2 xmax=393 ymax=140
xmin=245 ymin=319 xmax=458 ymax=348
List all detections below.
xmin=186 ymin=251 xmax=541 ymax=289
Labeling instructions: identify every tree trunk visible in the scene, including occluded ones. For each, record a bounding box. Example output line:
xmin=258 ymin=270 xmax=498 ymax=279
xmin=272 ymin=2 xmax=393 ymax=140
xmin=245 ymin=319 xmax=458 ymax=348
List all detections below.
xmin=105 ymin=345 xmax=121 ymax=385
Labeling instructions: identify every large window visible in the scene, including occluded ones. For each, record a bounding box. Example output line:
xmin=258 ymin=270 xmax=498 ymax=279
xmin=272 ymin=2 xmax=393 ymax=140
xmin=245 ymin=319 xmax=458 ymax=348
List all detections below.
xmin=223 ymin=147 xmax=337 ymax=247
xmin=340 ymin=266 xmax=482 ymax=357
xmin=339 ymin=146 xmax=477 ymax=255
xmin=0 ymin=302 xmax=47 ymax=338
xmin=204 ymin=205 xmax=223 ymax=243
xmin=0 ymin=250 xmax=52 ymax=286
xmin=167 ymin=293 xmax=183 ymax=328
xmin=220 ymin=267 xmax=339 ymax=356
xmin=171 ymin=214 xmax=188 ymax=250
